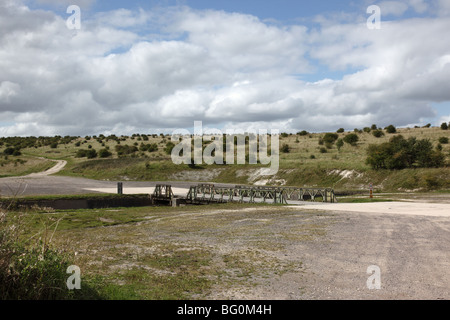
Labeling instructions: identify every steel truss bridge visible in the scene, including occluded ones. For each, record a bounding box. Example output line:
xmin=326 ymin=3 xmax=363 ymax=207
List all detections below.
xmin=152 ymin=184 xmax=337 ymax=206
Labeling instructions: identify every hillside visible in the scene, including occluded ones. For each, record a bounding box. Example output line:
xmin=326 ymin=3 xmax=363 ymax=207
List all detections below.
xmin=1 ymin=126 xmax=449 ymax=193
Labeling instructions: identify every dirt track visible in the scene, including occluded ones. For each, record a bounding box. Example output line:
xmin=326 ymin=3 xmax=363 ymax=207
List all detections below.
xmin=288 ymin=209 xmax=449 ymax=300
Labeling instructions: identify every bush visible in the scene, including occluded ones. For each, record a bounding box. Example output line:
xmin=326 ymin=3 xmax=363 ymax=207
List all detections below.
xmin=336 ymin=128 xmax=345 ymax=133
xmin=75 ymin=149 xmax=87 ymax=158
xmin=438 ymin=137 xmax=449 ymax=144
xmin=297 ymin=130 xmax=309 ymax=136
xmin=86 ymin=149 xmax=97 ymax=159
xmin=336 ymin=138 xmax=344 ymax=151
xmin=280 ymin=144 xmax=290 ymax=153
xmin=164 ymin=142 xmax=175 ymax=155
xmin=0 ymin=212 xmax=71 ymax=300
xmin=115 ymin=145 xmax=138 ymax=156
xmin=319 ymin=147 xmax=327 ymax=153
xmin=372 ymin=130 xmax=385 ymax=138
xmin=366 ymin=135 xmax=445 ymax=170
xmin=76 ymin=149 xmax=97 ymax=159
xmin=322 ymin=133 xmax=339 ymax=144
xmin=440 ymin=122 xmax=448 ymax=130
xmin=98 ymin=148 xmax=112 ymax=158
xmin=343 ymin=133 xmax=359 ymax=146
xmin=139 ymin=143 xmax=158 ymax=152
xmin=385 ymin=125 xmax=397 ymax=134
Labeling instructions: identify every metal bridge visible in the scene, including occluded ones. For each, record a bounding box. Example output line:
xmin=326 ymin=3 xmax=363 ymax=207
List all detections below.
xmin=152 ymin=184 xmax=337 ymax=206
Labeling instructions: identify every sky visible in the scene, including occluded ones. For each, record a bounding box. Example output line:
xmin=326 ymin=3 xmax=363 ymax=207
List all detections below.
xmin=1 ymin=0 xmax=450 ymax=136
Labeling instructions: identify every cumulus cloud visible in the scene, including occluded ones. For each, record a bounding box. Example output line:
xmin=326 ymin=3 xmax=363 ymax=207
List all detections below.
xmin=0 ymin=2 xmax=449 ymax=136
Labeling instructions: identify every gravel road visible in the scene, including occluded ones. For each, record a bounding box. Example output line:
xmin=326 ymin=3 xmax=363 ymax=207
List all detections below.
xmin=290 ymin=210 xmax=449 ymax=300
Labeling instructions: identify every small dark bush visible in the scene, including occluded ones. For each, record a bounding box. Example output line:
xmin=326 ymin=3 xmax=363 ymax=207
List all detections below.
xmin=343 ymin=133 xmax=359 ymax=146
xmin=280 ymin=144 xmax=290 ymax=153
xmin=438 ymin=137 xmax=449 ymax=144
xmin=385 ymin=125 xmax=397 ymax=134
xmin=98 ymin=148 xmax=112 ymax=158
xmin=372 ymin=130 xmax=385 ymax=138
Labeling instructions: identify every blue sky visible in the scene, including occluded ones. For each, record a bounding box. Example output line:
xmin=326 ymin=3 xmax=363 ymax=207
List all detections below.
xmin=0 ymin=0 xmax=449 ymax=136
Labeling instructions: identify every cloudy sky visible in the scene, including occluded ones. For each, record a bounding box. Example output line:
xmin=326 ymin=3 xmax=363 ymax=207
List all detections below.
xmin=1 ymin=0 xmax=449 ymax=136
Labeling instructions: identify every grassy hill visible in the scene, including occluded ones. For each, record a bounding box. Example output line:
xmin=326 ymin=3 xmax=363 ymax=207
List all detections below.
xmin=1 ymin=126 xmax=449 ymax=193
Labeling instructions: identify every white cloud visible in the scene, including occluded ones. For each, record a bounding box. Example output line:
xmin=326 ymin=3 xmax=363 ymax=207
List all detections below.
xmin=0 ymin=3 xmax=449 ymax=136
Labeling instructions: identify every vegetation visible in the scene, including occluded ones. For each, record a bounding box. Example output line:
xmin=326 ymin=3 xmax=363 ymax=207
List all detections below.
xmin=343 ymin=133 xmax=359 ymax=146
xmin=0 ymin=125 xmax=448 ymax=192
xmin=366 ymin=135 xmax=445 ymax=170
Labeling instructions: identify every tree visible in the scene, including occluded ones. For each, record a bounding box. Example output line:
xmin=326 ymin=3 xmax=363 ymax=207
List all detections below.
xmin=343 ymin=133 xmax=359 ymax=146
xmin=336 ymin=128 xmax=345 ymax=133
xmin=441 ymin=122 xmax=448 ymax=130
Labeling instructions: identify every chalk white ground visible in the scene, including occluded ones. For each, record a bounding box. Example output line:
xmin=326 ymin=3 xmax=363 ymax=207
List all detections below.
xmin=296 ymin=202 xmax=450 ymax=217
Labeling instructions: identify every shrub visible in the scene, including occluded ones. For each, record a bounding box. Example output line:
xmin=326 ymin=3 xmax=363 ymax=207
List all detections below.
xmin=385 ymin=125 xmax=397 ymax=134
xmin=366 ymin=135 xmax=445 ymax=170
xmin=440 ymin=122 xmax=448 ymax=130
xmin=115 ymin=145 xmax=138 ymax=156
xmin=139 ymin=143 xmax=158 ymax=152
xmin=164 ymin=142 xmax=175 ymax=155
xmin=50 ymin=142 xmax=58 ymax=149
xmin=322 ymin=133 xmax=339 ymax=144
xmin=363 ymin=127 xmax=371 ymax=133
xmin=86 ymin=149 xmax=97 ymax=159
xmin=372 ymin=130 xmax=385 ymax=138
xmin=371 ymin=124 xmax=378 ymax=130
xmin=280 ymin=144 xmax=290 ymax=153
xmin=98 ymin=148 xmax=112 ymax=158
xmin=319 ymin=147 xmax=327 ymax=153
xmin=0 ymin=211 xmax=71 ymax=300
xmin=336 ymin=128 xmax=345 ymax=133
xmin=438 ymin=137 xmax=449 ymax=144
xmin=297 ymin=130 xmax=309 ymax=136
xmin=336 ymin=138 xmax=344 ymax=151
xmin=343 ymin=133 xmax=359 ymax=146
xmin=75 ymin=149 xmax=87 ymax=158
